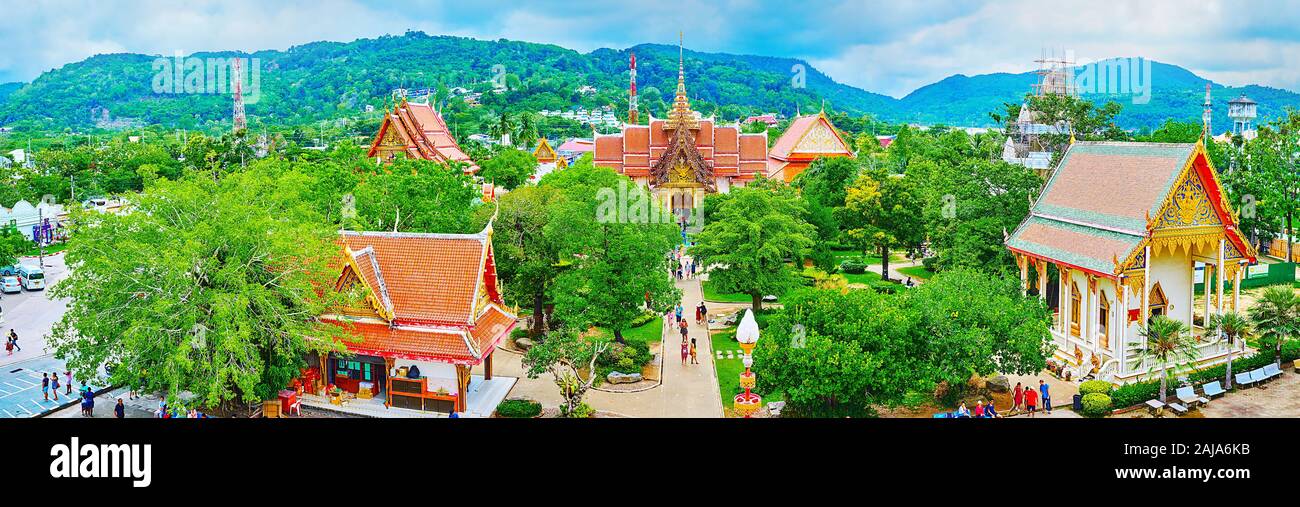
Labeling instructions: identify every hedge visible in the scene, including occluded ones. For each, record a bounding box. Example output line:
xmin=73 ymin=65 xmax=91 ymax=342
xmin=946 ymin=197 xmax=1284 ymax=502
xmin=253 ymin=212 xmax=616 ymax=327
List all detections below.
xmin=1111 ymin=341 xmax=1300 ymax=409
xmin=1078 ymin=380 xmax=1112 ymax=396
xmin=840 ymin=260 xmax=868 ymax=274
xmin=496 ymin=399 xmax=543 ymax=418
xmin=1081 ymin=393 xmax=1113 ymax=417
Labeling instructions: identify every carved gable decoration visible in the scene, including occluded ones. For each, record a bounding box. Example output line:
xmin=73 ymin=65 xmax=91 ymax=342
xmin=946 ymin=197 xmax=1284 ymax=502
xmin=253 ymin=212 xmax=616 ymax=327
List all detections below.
xmin=794 ymin=118 xmax=850 ymax=154
xmin=1154 ymin=167 xmax=1221 ymax=229
xmin=650 ymin=125 xmax=715 ymax=191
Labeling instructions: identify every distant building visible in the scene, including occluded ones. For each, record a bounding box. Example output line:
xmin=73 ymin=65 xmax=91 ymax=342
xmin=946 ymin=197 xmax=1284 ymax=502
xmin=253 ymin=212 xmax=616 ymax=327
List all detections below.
xmin=765 ymin=112 xmax=855 ymax=183
xmin=744 ymin=114 xmax=779 ymax=127
xmin=367 ymin=99 xmax=479 ymax=173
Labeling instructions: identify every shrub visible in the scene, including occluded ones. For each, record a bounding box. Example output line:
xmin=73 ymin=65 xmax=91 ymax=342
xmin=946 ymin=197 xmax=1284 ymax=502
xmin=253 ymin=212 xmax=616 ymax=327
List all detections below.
xmin=511 ymin=327 xmax=529 ymax=340
xmin=495 ymin=399 xmax=542 ymax=418
xmin=630 ymin=311 xmax=658 ymax=328
xmin=840 ymin=260 xmax=868 ymax=274
xmin=1111 ymin=381 xmax=1161 ymax=409
xmin=1078 ymin=380 xmax=1113 ymax=396
xmin=561 ymin=402 xmax=595 ymax=418
xmin=921 ymin=256 xmax=941 ymax=273
xmin=865 ymin=278 xmax=901 ymax=294
xmin=1080 ymin=393 xmax=1113 ymax=417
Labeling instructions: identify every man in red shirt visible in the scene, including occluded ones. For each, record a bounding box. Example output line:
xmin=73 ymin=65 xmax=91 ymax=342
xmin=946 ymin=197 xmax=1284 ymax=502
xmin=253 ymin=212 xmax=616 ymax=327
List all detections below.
xmin=1024 ymin=386 xmax=1038 ymax=417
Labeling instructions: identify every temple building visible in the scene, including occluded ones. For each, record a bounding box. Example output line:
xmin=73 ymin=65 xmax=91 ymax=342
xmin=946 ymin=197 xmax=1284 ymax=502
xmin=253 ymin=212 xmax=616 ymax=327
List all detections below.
xmin=309 ymin=223 xmax=517 ymax=416
xmin=367 ymin=99 xmax=479 ymax=173
xmin=594 ymin=41 xmax=768 ymax=217
xmin=1006 ymin=141 xmax=1257 ymax=383
xmin=765 ymin=111 xmax=855 ymax=183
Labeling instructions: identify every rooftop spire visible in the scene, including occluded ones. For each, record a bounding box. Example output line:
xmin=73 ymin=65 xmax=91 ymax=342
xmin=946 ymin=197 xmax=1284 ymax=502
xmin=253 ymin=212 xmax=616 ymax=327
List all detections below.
xmin=665 ymin=31 xmax=697 ymax=130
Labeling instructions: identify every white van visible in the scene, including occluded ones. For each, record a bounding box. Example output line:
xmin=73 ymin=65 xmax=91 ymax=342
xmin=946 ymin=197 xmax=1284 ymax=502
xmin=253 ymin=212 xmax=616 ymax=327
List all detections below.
xmin=16 ymin=264 xmax=44 ymax=290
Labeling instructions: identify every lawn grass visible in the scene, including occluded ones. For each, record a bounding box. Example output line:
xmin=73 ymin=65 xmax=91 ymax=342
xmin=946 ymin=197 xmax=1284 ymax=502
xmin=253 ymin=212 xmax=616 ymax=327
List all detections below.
xmin=593 ymin=319 xmax=663 ymax=348
xmin=709 ymin=327 xmax=781 ymax=414
xmin=21 ymin=242 xmax=67 ymax=257
xmin=843 ymin=272 xmax=885 ymax=285
xmin=896 ymin=265 xmax=935 ymax=280
xmin=700 ymin=279 xmax=790 ymax=304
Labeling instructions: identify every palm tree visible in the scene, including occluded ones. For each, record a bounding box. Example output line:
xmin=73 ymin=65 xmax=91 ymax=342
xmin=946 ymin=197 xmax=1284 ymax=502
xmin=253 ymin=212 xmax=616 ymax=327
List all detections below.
xmin=1139 ymin=315 xmax=1198 ymax=402
xmin=1207 ymin=311 xmax=1252 ymax=388
xmin=1248 ymin=286 xmax=1300 ymax=367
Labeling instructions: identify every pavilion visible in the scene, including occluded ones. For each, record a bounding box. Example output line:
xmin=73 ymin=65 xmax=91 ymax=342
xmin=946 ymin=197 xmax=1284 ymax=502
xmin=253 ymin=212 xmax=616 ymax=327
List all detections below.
xmin=765 ymin=111 xmax=855 ymax=183
xmin=1006 ymin=140 xmax=1257 ymax=383
xmin=367 ymin=98 xmax=479 ymax=173
xmin=310 ymin=223 xmax=518 ymax=415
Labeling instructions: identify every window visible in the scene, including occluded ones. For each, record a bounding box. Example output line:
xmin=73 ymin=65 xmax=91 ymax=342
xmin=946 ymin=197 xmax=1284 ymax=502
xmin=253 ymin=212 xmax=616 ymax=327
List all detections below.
xmin=1099 ymin=292 xmax=1110 ymax=349
xmin=335 ymin=360 xmax=372 ymax=381
xmin=1070 ymin=282 xmax=1082 ymax=337
xmin=1148 ymin=282 xmax=1167 ymax=321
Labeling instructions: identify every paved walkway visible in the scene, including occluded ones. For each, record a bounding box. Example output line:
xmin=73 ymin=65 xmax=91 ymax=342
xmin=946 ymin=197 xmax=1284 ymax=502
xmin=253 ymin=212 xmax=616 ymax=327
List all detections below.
xmin=866 ymin=256 xmax=927 ymax=285
xmin=497 ymin=256 xmax=724 ymax=417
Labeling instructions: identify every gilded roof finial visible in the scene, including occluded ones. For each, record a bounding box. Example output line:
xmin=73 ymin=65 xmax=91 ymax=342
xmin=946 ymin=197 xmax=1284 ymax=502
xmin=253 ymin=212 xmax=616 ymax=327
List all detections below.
xmin=665 ymin=31 xmax=697 ymax=130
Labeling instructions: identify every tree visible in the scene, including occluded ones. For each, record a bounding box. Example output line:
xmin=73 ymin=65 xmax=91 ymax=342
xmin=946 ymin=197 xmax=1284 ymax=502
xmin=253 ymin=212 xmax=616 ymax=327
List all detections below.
xmin=839 ymin=168 xmax=923 ymax=280
xmin=1206 ymin=311 xmax=1252 ymax=388
xmin=478 ymin=148 xmax=537 ymax=190
xmin=351 ymin=158 xmax=479 ymax=233
xmin=544 ymin=163 xmax=679 ymax=343
xmin=48 ymin=168 xmax=351 ymax=408
xmin=755 ymin=269 xmax=1051 ymax=416
xmin=522 ymin=328 xmax=607 ymax=417
xmin=0 ymin=225 xmax=30 ymax=266
xmin=1138 ymin=315 xmax=1197 ymax=403
xmin=489 ymin=185 xmax=564 ymax=336
xmin=691 ymin=184 xmax=815 ymax=313
xmin=1248 ymin=286 xmax=1299 ymax=367
xmin=919 ymin=159 xmax=1040 ymax=273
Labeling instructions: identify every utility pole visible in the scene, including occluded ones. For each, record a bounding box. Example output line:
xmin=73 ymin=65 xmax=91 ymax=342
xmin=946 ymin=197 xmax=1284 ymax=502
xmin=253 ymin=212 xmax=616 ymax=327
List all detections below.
xmin=37 ymin=207 xmax=45 ymax=269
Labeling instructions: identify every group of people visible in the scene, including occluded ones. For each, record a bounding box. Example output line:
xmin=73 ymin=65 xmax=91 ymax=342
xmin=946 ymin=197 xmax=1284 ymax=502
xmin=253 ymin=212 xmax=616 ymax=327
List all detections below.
xmin=954 ymin=399 xmax=1000 ymax=418
xmin=1011 ymin=380 xmax=1053 ymax=417
xmin=3 ymin=329 xmax=18 ymax=355
xmin=666 ymin=303 xmax=703 ymax=366
xmin=41 ymin=370 xmax=72 ymax=401
xmin=154 ymin=399 xmax=209 ymax=418
xmin=951 ymin=380 xmax=1054 ymax=418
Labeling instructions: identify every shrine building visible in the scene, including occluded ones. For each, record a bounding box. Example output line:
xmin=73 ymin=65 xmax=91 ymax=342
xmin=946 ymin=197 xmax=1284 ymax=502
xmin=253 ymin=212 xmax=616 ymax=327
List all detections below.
xmin=367 ymin=99 xmax=479 ymax=173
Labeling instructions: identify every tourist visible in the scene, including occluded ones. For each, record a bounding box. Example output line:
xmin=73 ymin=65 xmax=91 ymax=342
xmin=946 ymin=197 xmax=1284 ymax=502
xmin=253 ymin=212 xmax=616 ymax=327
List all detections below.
xmin=973 ymin=400 xmax=985 ymax=417
xmin=689 ymin=338 xmax=698 ymax=365
xmin=680 ymin=339 xmax=689 ymax=365
xmin=49 ymin=371 xmax=60 ymax=401
xmin=1039 ymin=380 xmax=1052 ymax=415
xmin=679 ymin=319 xmax=689 ymax=341
xmin=81 ymin=387 xmax=94 ymax=417
xmin=984 ymin=402 xmax=999 ymax=418
xmin=1024 ymin=384 xmax=1038 ymax=417
xmin=1012 ymin=382 xmax=1023 ymax=412
xmin=690 ymin=261 xmax=696 ymax=278
xmin=696 ymin=302 xmax=708 ymax=326
xmin=7 ymin=329 xmax=18 ymax=352
xmin=42 ymin=372 xmax=50 ymax=401
xmin=644 ymin=290 xmax=651 ymax=310
xmin=955 ymin=402 xmax=970 ymax=418
xmin=114 ymin=398 xmax=125 ymax=419
xmin=3 ymin=337 xmax=10 ymax=356
xmin=65 ymin=370 xmax=74 ymax=395
xmin=675 ymin=304 xmax=683 ymax=322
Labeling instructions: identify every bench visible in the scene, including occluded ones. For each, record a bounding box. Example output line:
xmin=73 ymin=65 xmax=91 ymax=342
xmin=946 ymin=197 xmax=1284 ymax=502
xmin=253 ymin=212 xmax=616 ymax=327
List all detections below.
xmin=1235 ymin=372 xmax=1255 ymax=388
xmin=1263 ymin=363 xmax=1283 ymax=380
xmin=1145 ymin=399 xmax=1165 ymax=416
xmin=1167 ymin=402 xmax=1188 ymax=416
xmin=1202 ymin=381 xmax=1226 ymax=398
xmin=1249 ymin=368 xmax=1268 ymax=387
xmin=1175 ymin=386 xmax=1208 ymax=408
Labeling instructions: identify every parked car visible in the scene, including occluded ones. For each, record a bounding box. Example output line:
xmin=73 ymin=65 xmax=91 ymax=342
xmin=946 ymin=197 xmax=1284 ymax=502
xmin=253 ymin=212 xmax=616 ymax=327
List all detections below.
xmin=16 ymin=264 xmax=43 ymax=290
xmin=0 ymin=276 xmax=19 ymax=294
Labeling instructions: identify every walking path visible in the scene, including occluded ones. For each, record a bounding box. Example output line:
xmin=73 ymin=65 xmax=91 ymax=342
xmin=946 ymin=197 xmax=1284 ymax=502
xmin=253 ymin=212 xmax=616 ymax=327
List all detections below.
xmin=866 ymin=256 xmax=928 ymax=285
xmin=496 ymin=255 xmax=724 ymax=417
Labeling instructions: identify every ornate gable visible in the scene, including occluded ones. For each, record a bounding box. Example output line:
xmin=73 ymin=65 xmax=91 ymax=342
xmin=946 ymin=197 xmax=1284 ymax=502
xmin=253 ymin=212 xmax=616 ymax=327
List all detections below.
xmin=1147 ymin=144 xmax=1256 ymax=259
xmin=650 ymin=125 xmax=715 ymax=191
xmin=793 ymin=116 xmax=851 ymax=155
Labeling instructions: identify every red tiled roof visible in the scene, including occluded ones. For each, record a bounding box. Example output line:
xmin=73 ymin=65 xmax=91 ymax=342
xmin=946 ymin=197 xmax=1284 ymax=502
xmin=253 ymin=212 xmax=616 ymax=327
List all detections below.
xmin=340 ymin=229 xmax=492 ymax=326
xmin=769 ymin=113 xmax=852 ymax=161
xmin=321 ymin=304 xmax=516 ymax=365
xmin=368 ymin=102 xmax=479 ymax=173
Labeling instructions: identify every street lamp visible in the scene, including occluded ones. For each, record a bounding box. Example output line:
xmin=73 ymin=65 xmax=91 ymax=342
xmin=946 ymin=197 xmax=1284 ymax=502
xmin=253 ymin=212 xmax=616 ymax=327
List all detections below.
xmin=733 ymin=309 xmax=761 ymax=418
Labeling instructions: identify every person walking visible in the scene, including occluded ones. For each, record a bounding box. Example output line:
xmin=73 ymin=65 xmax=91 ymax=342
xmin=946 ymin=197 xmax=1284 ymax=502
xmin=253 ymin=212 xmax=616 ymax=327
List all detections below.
xmin=1024 ymin=384 xmax=1038 ymax=417
xmin=42 ymin=372 xmax=50 ymax=401
xmin=675 ymin=303 xmax=683 ymax=323
xmin=4 ymin=337 xmax=10 ymax=356
xmin=678 ymin=318 xmax=688 ymax=342
xmin=114 ymin=398 xmax=125 ymax=419
xmin=689 ymin=338 xmax=698 ymax=365
xmin=1011 ymin=382 xmax=1023 ymax=412
xmin=7 ymin=329 xmax=18 ymax=352
xmin=49 ymin=372 xmax=60 ymax=401
xmin=680 ymin=339 xmax=689 ymax=366
xmin=65 ymin=371 xmax=73 ymax=395
xmin=1039 ymin=380 xmax=1052 ymax=415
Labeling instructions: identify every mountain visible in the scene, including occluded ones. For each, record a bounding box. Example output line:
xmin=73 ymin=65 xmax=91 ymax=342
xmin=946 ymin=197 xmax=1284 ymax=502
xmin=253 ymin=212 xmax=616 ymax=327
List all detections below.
xmin=0 ymin=32 xmax=1297 ymax=132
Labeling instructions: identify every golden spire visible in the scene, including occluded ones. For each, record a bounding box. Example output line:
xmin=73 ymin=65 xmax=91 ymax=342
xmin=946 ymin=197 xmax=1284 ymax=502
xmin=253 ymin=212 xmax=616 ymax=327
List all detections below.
xmin=665 ymin=31 xmax=697 ymax=130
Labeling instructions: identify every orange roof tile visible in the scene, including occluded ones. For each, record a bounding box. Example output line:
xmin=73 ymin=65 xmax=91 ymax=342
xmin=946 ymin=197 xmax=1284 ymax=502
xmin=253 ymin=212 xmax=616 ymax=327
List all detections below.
xmin=340 ymin=229 xmax=493 ymax=326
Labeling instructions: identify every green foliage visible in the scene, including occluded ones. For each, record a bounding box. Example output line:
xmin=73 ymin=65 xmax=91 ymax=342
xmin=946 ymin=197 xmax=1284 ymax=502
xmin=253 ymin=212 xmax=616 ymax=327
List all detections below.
xmin=495 ymin=399 xmax=543 ymax=418
xmin=1110 ymin=342 xmax=1300 ymax=409
xmin=1078 ymin=380 xmax=1113 ymax=397
xmin=48 ymin=166 xmax=352 ymax=407
xmin=1080 ymin=393 xmax=1113 ymax=417
xmin=350 ymin=158 xmax=479 ymax=233
xmin=477 ymin=148 xmax=537 ymax=190
xmin=755 ymin=268 xmax=1052 ymax=417
xmin=1248 ymin=286 xmax=1300 ymax=365
xmin=839 ymin=259 xmax=868 ymax=274
xmin=692 ymin=184 xmax=816 ymax=313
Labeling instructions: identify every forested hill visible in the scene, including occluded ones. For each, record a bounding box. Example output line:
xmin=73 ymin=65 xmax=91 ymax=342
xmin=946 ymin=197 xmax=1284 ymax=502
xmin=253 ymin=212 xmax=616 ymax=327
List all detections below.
xmin=0 ymin=32 xmax=890 ymax=131
xmin=1 ymin=31 xmax=1298 ymax=132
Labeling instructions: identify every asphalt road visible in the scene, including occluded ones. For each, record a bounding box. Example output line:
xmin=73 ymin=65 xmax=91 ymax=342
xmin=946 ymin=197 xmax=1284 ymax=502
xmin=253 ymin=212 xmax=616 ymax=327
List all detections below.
xmin=0 ymin=253 xmax=92 ymax=418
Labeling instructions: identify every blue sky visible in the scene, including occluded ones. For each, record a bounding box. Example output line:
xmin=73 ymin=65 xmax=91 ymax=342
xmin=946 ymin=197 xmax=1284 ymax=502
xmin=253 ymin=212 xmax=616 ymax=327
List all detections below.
xmin=2 ymin=0 xmax=1299 ymax=97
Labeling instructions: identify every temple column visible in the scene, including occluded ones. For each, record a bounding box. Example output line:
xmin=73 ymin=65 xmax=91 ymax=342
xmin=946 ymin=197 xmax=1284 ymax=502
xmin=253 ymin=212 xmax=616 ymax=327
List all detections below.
xmin=1216 ymin=239 xmax=1226 ymax=315
xmin=484 ymin=350 xmax=494 ymax=380
xmin=1036 ymin=261 xmax=1046 ymax=302
xmin=1018 ymin=255 xmax=1029 ymax=296
xmin=318 ymin=353 xmax=328 ymax=395
xmin=1088 ymin=276 xmax=1097 ymax=350
xmin=1203 ymin=263 xmax=1213 ymax=336
xmin=1058 ymin=266 xmax=1068 ymax=334
xmin=1233 ymin=264 xmax=1242 ymax=312
xmin=455 ymin=364 xmax=470 ymax=413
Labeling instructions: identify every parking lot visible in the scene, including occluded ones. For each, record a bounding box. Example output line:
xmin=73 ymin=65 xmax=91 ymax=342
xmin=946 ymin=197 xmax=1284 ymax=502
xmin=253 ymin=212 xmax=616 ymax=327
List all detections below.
xmin=0 ymin=253 xmax=79 ymax=418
